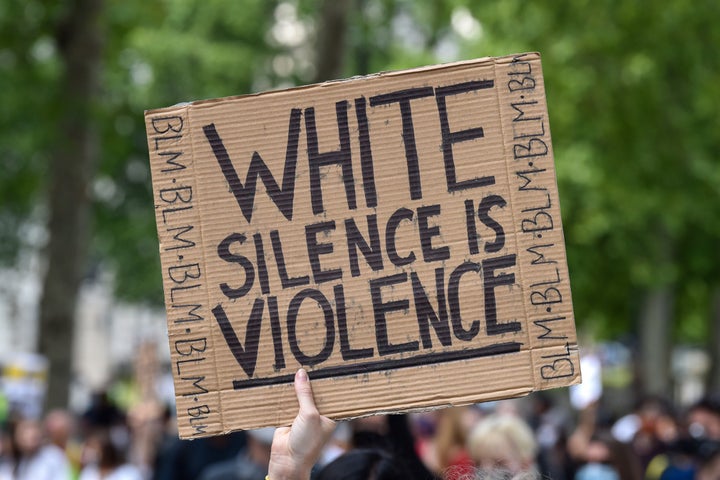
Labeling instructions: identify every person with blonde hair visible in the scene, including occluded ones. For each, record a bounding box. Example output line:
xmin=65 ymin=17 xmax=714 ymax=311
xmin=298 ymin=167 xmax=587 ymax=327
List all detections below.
xmin=467 ymin=414 xmax=538 ymax=476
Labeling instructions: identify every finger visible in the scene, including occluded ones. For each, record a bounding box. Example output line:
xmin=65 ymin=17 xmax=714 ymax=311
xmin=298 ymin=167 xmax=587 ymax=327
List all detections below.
xmin=294 ymin=368 xmax=318 ymax=414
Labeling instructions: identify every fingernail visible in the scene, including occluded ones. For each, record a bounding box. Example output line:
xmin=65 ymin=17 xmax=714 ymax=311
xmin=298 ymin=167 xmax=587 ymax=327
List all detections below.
xmin=297 ymin=368 xmax=308 ymax=383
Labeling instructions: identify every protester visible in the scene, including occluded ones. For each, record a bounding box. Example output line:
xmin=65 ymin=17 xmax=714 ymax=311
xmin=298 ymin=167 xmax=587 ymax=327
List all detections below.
xmin=268 ymin=369 xmax=540 ymax=480
xmin=649 ymin=396 xmax=720 ymax=480
xmin=78 ymin=431 xmax=143 ymax=480
xmin=568 ymin=401 xmax=643 ymax=480
xmin=466 ymin=414 xmax=538 ymax=476
xmin=44 ymin=409 xmax=74 ymax=451
xmin=686 ymin=396 xmax=720 ymax=441
xmin=315 ymin=449 xmax=410 ymax=480
xmin=266 ymin=368 xmax=430 ymax=479
xmin=525 ymin=393 xmax=571 ymax=479
xmin=44 ymin=408 xmax=82 ymax=477
xmin=153 ymin=431 xmax=247 ymax=480
xmin=433 ymin=407 xmax=475 ymax=479
xmin=267 ymin=368 xmax=335 ymax=480
xmin=0 ymin=364 xmax=718 ymax=480
xmin=346 ymin=412 xmax=437 ymax=478
xmin=198 ymin=427 xmax=275 ymax=480
xmin=0 ymin=418 xmax=72 ymax=480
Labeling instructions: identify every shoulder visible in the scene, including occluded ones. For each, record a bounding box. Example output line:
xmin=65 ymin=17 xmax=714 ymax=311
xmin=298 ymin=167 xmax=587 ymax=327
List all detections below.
xmin=108 ymin=464 xmax=145 ymax=480
xmin=39 ymin=444 xmax=71 ymax=468
xmin=25 ymin=446 xmax=72 ymax=480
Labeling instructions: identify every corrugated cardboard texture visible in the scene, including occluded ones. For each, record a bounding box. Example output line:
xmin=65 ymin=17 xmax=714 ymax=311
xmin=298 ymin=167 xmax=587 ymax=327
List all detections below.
xmin=145 ymin=52 xmax=581 ymax=439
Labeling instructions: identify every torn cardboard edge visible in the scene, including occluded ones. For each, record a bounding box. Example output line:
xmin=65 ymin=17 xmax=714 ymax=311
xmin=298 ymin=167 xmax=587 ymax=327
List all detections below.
xmin=145 ymin=52 xmax=581 ymax=439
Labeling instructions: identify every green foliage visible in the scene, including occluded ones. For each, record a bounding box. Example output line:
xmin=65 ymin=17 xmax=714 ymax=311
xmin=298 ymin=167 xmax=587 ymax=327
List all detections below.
xmin=0 ymin=1 xmax=61 ymax=259
xmin=460 ymin=0 xmax=720 ymax=339
xmin=2 ymin=0 xmax=718 ymax=341
xmin=92 ymin=0 xmax=280 ymax=302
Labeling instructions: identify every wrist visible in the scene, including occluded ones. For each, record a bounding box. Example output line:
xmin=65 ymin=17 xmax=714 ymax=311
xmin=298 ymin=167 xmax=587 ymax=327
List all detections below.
xmin=267 ymin=467 xmax=311 ymax=480
xmin=268 ymin=455 xmax=312 ymax=480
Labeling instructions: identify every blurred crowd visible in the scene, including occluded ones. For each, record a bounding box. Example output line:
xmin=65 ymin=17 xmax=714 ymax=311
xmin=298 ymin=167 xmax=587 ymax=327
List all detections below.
xmin=0 ymin=386 xmax=719 ymax=480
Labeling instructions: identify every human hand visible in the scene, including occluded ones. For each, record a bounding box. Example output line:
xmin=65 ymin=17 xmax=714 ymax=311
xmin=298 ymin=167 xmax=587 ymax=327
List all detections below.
xmin=268 ymin=368 xmax=336 ymax=480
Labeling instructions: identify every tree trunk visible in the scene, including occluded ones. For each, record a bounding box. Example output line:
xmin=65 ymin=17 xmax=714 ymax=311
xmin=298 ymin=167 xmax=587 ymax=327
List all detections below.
xmin=638 ymin=287 xmax=674 ymax=397
xmin=38 ymin=0 xmax=103 ymax=410
xmin=314 ymin=0 xmax=350 ymax=82
xmin=708 ymin=287 xmax=720 ymax=393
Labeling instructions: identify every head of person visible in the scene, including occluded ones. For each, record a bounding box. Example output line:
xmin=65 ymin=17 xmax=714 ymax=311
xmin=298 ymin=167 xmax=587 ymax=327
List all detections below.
xmin=580 ymin=430 xmax=642 ymax=480
xmin=686 ymin=396 xmax=720 ymax=441
xmin=44 ymin=409 xmax=74 ymax=449
xmin=82 ymin=430 xmax=128 ymax=471
xmin=467 ymin=414 xmax=537 ymax=475
xmin=349 ymin=415 xmax=390 ymax=450
xmin=247 ymin=427 xmax=275 ymax=468
xmin=13 ymin=418 xmax=43 ymax=457
xmin=316 ymin=448 xmax=408 ymax=480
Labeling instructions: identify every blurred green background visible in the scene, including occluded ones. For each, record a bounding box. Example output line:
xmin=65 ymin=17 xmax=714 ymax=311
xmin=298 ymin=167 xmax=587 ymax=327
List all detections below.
xmin=0 ymin=0 xmax=718 ymax=408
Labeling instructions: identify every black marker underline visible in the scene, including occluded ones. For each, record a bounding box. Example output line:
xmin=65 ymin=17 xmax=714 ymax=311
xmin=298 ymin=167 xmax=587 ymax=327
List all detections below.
xmin=232 ymin=341 xmax=522 ymax=390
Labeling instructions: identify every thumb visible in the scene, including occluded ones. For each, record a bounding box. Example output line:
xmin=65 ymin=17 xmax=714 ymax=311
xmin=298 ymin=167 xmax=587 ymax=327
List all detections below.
xmin=294 ymin=368 xmax=318 ymax=414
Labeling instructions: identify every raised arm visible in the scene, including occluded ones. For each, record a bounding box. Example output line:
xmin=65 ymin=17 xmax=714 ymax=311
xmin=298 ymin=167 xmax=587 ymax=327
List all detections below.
xmin=268 ymin=369 xmax=336 ymax=480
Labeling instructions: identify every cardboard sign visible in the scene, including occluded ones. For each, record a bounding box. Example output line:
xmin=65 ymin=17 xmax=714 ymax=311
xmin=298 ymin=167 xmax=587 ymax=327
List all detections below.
xmin=145 ymin=52 xmax=580 ymax=438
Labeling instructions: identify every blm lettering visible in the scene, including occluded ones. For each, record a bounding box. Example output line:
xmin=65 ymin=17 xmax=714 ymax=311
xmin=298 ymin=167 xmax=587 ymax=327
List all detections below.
xmin=504 ymin=53 xmax=577 ymax=382
xmin=148 ymin=112 xmax=214 ymax=436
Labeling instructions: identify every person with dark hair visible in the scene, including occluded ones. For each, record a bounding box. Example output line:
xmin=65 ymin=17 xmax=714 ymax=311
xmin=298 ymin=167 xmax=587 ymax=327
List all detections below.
xmin=315 ymin=449 xmax=409 ymax=480
xmin=79 ymin=431 xmax=143 ymax=480
xmin=346 ymin=413 xmax=437 ymax=478
xmin=199 ymin=427 xmax=275 ymax=480
xmin=568 ymin=402 xmax=643 ymax=480
xmin=686 ymin=396 xmax=720 ymax=442
xmin=650 ymin=395 xmax=720 ymax=480
xmin=0 ymin=418 xmax=72 ymax=480
xmin=81 ymin=390 xmax=126 ymax=433
xmin=153 ymin=431 xmax=247 ymax=480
